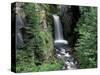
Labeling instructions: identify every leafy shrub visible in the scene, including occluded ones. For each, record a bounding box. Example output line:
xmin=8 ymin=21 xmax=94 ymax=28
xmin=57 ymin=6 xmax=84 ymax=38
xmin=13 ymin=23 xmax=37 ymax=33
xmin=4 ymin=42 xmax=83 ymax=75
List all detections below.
xmin=75 ymin=7 xmax=97 ymax=68
xmin=16 ymin=3 xmax=63 ymax=72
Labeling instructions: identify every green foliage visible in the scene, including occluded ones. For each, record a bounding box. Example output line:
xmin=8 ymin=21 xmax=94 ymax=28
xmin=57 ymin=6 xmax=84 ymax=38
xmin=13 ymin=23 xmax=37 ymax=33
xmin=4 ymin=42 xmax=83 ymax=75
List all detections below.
xmin=75 ymin=7 xmax=97 ymax=68
xmin=38 ymin=59 xmax=64 ymax=71
xmin=16 ymin=49 xmax=64 ymax=72
xmin=16 ymin=49 xmax=36 ymax=72
xmin=16 ymin=3 xmax=97 ymax=72
xmin=16 ymin=3 xmax=63 ymax=72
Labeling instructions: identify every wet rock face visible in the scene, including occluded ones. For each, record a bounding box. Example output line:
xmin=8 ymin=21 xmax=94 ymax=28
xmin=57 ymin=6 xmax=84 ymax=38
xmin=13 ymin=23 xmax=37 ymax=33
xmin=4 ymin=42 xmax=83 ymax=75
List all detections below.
xmin=13 ymin=2 xmax=25 ymax=48
xmin=60 ymin=5 xmax=80 ymax=47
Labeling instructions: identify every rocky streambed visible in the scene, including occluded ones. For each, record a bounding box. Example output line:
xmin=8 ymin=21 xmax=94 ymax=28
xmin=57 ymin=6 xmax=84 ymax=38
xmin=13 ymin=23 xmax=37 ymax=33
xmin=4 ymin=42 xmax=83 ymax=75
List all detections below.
xmin=55 ymin=47 xmax=78 ymax=70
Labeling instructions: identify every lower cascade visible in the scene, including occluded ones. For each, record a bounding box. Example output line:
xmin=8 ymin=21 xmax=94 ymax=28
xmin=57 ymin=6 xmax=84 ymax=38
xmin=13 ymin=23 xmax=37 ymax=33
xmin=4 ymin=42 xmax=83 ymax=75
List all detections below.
xmin=53 ymin=14 xmax=78 ymax=70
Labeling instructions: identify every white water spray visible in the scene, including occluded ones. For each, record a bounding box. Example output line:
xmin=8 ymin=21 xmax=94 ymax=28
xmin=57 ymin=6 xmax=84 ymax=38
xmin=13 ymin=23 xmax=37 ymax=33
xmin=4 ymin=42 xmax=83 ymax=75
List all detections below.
xmin=53 ymin=14 xmax=77 ymax=70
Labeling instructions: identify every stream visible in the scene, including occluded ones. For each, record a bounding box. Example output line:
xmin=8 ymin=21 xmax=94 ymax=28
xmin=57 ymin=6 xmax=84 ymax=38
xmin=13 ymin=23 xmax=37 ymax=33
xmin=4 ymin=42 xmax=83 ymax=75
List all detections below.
xmin=53 ymin=14 xmax=78 ymax=70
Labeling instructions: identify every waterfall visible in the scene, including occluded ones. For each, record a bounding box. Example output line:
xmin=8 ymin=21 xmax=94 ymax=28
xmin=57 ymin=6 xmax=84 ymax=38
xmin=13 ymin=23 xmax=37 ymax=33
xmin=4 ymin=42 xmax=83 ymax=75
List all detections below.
xmin=53 ymin=14 xmax=64 ymax=40
xmin=53 ymin=14 xmax=78 ymax=70
xmin=53 ymin=14 xmax=68 ymax=49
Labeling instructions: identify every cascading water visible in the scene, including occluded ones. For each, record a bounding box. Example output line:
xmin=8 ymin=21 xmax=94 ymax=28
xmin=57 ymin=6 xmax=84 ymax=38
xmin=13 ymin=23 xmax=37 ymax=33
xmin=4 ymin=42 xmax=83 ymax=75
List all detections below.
xmin=53 ymin=15 xmax=68 ymax=49
xmin=53 ymin=15 xmax=65 ymax=40
xmin=53 ymin=14 xmax=78 ymax=70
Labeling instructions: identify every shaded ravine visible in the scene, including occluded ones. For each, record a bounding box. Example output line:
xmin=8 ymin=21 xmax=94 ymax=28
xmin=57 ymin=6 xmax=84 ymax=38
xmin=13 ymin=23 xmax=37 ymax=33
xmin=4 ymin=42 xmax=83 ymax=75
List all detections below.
xmin=53 ymin=14 xmax=78 ymax=70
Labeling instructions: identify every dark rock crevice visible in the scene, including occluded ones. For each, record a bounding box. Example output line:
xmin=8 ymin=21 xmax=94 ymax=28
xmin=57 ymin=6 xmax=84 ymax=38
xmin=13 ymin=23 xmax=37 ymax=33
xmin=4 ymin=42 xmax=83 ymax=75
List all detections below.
xmin=60 ymin=5 xmax=80 ymax=48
